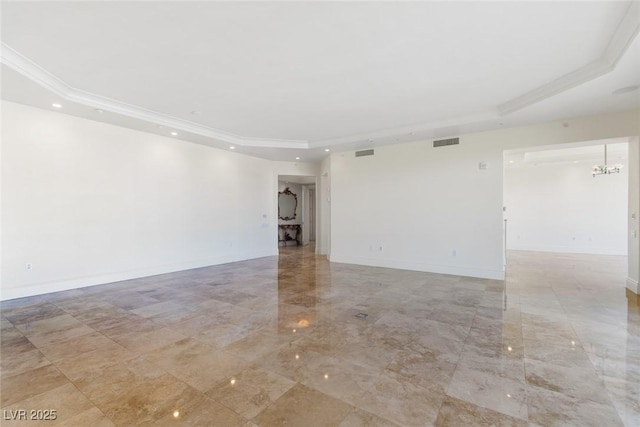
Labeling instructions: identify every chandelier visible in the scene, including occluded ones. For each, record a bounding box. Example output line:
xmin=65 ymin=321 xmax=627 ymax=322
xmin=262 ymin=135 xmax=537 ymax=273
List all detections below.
xmin=592 ymin=144 xmax=622 ymax=177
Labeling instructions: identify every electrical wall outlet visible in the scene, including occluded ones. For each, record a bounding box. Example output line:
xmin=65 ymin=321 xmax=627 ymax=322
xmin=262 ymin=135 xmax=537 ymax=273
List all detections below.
xmin=25 ymin=263 xmax=32 ymax=271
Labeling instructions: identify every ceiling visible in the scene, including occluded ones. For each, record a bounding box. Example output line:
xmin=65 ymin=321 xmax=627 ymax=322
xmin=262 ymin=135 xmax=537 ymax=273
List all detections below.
xmin=1 ymin=1 xmax=639 ymax=163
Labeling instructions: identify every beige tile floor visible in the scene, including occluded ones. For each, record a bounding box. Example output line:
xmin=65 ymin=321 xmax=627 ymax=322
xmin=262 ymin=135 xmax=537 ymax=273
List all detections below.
xmin=1 ymin=246 xmax=638 ymax=426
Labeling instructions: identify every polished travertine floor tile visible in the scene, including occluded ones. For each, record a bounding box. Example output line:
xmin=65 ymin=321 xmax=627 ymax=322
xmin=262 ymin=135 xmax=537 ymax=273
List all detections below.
xmin=434 ymin=396 xmax=526 ymax=427
xmin=205 ymin=365 xmax=295 ymax=419
xmin=1 ymin=383 xmax=95 ymax=427
xmin=1 ymin=248 xmax=638 ymax=426
xmin=253 ymin=384 xmax=352 ymax=427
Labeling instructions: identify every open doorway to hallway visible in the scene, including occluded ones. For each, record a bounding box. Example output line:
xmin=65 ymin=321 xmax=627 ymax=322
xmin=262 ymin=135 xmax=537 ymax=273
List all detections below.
xmin=278 ymin=175 xmax=317 ymax=251
xmin=503 ymin=138 xmax=629 ymax=271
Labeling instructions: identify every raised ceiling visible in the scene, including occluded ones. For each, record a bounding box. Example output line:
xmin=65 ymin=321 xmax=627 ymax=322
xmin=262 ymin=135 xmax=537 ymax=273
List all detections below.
xmin=2 ymin=1 xmax=639 ymax=162
xmin=504 ymin=139 xmax=629 ymax=168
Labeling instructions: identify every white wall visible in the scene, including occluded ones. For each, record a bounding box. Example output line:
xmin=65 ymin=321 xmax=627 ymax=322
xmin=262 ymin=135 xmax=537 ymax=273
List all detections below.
xmin=0 ymin=101 xmax=3 ymax=293
xmin=1 ymin=101 xmax=280 ymax=300
xmin=317 ymin=156 xmax=331 ymax=256
xmin=300 ymin=184 xmax=316 ymax=245
xmin=272 ymin=161 xmax=319 ymax=178
xmin=330 ymin=109 xmax=640 ymax=280
xmin=505 ymin=158 xmax=628 ymax=255
xmin=331 ymin=140 xmax=505 ymax=279
xmin=628 ymin=138 xmax=640 ymax=294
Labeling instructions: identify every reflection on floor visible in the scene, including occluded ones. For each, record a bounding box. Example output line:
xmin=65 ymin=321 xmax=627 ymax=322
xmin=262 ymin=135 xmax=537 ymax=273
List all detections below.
xmin=1 ymin=247 xmax=638 ymax=426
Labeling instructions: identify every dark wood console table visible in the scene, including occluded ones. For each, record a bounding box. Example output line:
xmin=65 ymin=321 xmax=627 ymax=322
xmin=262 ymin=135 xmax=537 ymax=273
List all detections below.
xmin=278 ymin=224 xmax=301 ymax=246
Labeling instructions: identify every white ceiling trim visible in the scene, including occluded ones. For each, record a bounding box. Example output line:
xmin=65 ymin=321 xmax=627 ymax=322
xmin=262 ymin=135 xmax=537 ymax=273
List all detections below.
xmin=308 ymin=110 xmax=499 ymax=149
xmin=0 ymin=43 xmax=309 ymax=149
xmin=497 ymin=1 xmax=640 ymax=116
xmin=1 ymin=1 xmax=637 ymax=151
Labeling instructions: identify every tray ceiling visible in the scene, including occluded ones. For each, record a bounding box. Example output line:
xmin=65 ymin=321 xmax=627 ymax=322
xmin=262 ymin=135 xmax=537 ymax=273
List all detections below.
xmin=1 ymin=1 xmax=639 ymax=162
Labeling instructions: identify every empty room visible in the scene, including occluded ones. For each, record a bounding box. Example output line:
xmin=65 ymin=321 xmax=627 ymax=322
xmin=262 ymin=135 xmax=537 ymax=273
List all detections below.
xmin=1 ymin=1 xmax=639 ymax=426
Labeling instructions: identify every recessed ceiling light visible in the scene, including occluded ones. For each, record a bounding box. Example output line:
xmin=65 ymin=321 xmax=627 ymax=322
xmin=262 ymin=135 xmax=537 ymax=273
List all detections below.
xmin=229 ymin=146 xmax=235 ymax=150
xmin=295 ymin=157 xmax=300 ymax=160
xmin=52 ymin=103 xmax=62 ymax=108
xmin=94 ymin=108 xmax=104 ymax=113
xmin=325 ymin=149 xmax=330 ymax=152
xmin=509 ymin=160 xmax=514 ymax=164
xmin=190 ymin=110 xmax=201 ymax=115
xmin=612 ymin=85 xmax=639 ymax=95
xmin=171 ymin=131 xmax=178 ymax=136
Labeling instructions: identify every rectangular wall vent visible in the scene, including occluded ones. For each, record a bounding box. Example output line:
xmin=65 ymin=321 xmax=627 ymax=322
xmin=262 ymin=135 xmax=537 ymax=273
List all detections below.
xmin=433 ymin=137 xmax=460 ymax=148
xmin=355 ymin=149 xmax=375 ymax=157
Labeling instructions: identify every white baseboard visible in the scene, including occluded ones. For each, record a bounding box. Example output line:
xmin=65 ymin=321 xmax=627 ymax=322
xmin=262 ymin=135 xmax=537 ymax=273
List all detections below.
xmin=0 ymin=250 xmax=278 ymax=301
xmin=507 ymin=245 xmax=627 ymax=256
xmin=627 ymin=277 xmax=639 ymax=295
xmin=329 ymin=254 xmax=505 ymax=280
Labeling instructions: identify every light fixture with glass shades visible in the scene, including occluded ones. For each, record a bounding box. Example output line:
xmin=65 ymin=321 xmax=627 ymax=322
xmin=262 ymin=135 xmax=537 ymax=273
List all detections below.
xmin=592 ymin=144 xmax=622 ymax=177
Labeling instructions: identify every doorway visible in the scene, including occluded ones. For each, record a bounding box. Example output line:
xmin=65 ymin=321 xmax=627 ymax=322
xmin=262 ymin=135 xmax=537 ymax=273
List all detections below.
xmin=278 ymin=175 xmax=317 ymax=249
xmin=503 ymin=139 xmax=629 ymax=264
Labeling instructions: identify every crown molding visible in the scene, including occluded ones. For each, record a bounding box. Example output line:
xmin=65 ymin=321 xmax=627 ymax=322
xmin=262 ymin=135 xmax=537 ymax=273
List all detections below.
xmin=308 ymin=110 xmax=499 ymax=149
xmin=498 ymin=1 xmax=640 ymax=116
xmin=0 ymin=43 xmax=309 ymax=150
xmin=0 ymin=43 xmax=499 ymax=149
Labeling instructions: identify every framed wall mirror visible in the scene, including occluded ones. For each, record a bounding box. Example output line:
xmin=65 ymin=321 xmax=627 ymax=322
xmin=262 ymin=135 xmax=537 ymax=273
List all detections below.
xmin=278 ymin=187 xmax=298 ymax=220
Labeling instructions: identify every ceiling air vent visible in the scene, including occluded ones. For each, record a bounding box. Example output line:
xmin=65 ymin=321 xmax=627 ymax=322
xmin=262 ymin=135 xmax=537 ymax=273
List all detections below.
xmin=433 ymin=137 xmax=459 ymax=148
xmin=355 ymin=149 xmax=375 ymax=157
